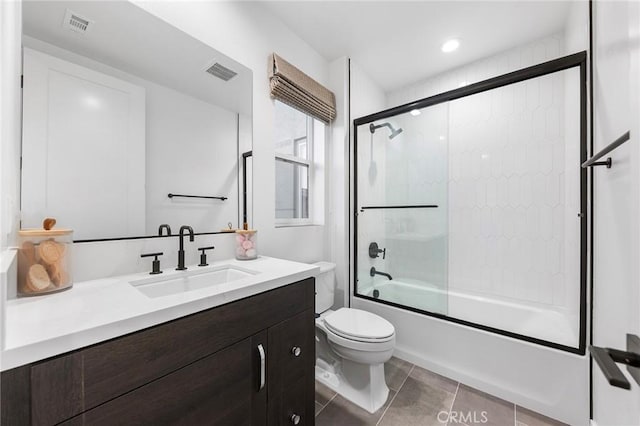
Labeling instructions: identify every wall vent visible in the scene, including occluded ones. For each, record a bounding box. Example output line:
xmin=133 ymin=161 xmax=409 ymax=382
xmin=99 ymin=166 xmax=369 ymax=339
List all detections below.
xmin=205 ymin=62 xmax=237 ymax=82
xmin=62 ymin=9 xmax=93 ymax=34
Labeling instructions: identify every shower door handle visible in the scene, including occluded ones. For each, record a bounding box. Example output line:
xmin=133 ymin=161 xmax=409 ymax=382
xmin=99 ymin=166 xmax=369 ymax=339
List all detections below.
xmin=590 ymin=334 xmax=640 ymax=389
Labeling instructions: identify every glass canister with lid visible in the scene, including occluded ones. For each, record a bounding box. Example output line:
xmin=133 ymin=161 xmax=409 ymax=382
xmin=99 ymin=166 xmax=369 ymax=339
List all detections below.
xmin=17 ymin=226 xmax=73 ymax=296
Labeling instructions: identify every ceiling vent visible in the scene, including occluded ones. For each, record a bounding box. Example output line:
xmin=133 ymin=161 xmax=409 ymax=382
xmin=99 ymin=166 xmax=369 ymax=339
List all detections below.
xmin=205 ymin=62 xmax=238 ymax=82
xmin=62 ymin=9 xmax=93 ymax=34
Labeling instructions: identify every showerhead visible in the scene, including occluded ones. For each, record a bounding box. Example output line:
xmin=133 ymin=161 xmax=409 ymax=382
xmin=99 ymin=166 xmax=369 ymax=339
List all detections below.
xmin=389 ymin=127 xmax=403 ymax=139
xmin=369 ymin=122 xmax=403 ymax=140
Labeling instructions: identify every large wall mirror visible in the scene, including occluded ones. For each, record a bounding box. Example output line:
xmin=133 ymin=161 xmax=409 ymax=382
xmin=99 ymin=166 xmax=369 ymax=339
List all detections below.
xmin=21 ymin=1 xmax=252 ymax=242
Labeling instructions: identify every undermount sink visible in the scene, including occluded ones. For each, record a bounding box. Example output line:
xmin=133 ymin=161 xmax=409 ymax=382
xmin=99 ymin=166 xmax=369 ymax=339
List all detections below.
xmin=130 ymin=264 xmax=258 ymax=298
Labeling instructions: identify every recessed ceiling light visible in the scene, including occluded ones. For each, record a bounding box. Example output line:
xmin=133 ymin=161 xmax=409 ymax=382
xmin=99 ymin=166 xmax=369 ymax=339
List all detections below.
xmin=410 ymin=109 xmax=421 ymax=116
xmin=441 ymin=39 xmax=460 ymax=53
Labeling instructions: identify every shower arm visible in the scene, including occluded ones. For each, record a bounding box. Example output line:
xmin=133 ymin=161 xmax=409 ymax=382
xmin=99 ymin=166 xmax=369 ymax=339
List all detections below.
xmin=370 ymin=123 xmax=391 ymax=133
xmin=370 ymin=267 xmax=393 ymax=281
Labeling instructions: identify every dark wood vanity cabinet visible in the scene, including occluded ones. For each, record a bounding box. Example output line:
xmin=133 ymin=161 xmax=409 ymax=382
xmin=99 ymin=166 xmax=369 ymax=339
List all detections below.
xmin=1 ymin=278 xmax=315 ymax=426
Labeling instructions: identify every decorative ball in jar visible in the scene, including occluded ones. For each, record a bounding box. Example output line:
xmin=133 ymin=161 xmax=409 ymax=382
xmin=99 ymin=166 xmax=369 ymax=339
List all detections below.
xmin=235 ymin=229 xmax=257 ymax=260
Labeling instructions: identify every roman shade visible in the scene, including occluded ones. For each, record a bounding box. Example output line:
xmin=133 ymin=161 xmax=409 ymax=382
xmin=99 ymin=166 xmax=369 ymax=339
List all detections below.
xmin=269 ymin=53 xmax=336 ymax=123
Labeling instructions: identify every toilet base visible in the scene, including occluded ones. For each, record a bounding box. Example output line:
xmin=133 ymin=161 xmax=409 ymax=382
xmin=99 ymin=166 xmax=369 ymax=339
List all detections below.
xmin=315 ymin=359 xmax=389 ymax=414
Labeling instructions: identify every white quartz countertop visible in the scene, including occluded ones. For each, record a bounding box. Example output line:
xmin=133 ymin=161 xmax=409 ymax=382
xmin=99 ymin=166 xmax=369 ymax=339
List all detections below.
xmin=1 ymin=256 xmax=319 ymax=371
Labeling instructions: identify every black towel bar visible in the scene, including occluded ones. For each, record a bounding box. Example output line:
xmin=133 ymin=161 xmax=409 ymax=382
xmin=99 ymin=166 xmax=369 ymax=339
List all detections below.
xmin=590 ymin=334 xmax=640 ymax=390
xmin=582 ymin=131 xmax=630 ymax=168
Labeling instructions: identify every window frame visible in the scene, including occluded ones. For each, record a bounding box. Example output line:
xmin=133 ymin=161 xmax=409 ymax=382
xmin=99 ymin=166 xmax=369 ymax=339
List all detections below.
xmin=275 ymin=110 xmax=315 ymax=227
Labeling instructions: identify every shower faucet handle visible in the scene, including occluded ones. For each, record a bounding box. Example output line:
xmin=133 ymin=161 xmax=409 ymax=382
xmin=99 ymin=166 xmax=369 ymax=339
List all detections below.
xmin=369 ymin=242 xmax=386 ymax=259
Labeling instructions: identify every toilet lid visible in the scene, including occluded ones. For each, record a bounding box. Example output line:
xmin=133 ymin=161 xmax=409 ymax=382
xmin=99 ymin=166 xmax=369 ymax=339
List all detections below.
xmin=324 ymin=308 xmax=395 ymax=340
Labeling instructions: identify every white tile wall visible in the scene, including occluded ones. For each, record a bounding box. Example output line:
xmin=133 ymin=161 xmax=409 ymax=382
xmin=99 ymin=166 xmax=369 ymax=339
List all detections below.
xmin=447 ymin=70 xmax=580 ymax=309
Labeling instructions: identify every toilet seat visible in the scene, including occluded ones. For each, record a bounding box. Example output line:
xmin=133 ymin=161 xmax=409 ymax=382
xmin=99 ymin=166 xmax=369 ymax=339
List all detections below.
xmin=324 ymin=308 xmax=395 ymax=343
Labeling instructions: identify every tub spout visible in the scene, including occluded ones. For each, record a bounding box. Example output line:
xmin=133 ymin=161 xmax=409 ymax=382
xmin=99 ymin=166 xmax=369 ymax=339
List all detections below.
xmin=370 ymin=267 xmax=393 ymax=281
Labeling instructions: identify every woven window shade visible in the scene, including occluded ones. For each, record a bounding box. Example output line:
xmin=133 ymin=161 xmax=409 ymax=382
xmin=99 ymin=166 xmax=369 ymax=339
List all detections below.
xmin=269 ymin=53 xmax=336 ymax=123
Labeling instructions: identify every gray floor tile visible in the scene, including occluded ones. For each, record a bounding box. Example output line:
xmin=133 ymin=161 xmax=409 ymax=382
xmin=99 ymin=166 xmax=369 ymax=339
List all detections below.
xmin=379 ymin=376 xmax=455 ymax=426
xmin=315 ymin=402 xmax=324 ymax=416
xmin=315 ymin=380 xmax=337 ymax=406
xmin=409 ymin=365 xmax=458 ymax=394
xmin=315 ymin=390 xmax=396 ymax=426
xmin=516 ymin=405 xmax=567 ymax=426
xmin=450 ymin=384 xmax=514 ymax=426
xmin=385 ymin=357 xmax=414 ymax=391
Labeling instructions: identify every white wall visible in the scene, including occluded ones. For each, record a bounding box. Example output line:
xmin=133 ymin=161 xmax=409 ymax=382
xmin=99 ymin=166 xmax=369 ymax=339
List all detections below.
xmin=349 ymin=61 xmax=388 ymax=297
xmin=328 ymin=56 xmax=349 ymax=307
xmin=592 ymin=0 xmax=640 ymax=424
xmin=0 ymin=0 xmax=21 ymax=250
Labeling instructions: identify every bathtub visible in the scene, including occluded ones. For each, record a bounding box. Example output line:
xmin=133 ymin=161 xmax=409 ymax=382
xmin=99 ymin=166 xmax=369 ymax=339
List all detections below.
xmin=365 ymin=278 xmax=578 ymax=347
xmin=357 ymin=278 xmax=588 ymax=425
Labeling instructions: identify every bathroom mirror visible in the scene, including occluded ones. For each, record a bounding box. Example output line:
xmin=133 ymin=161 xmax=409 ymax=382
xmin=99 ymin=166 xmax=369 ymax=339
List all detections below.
xmin=20 ymin=1 xmax=252 ymax=241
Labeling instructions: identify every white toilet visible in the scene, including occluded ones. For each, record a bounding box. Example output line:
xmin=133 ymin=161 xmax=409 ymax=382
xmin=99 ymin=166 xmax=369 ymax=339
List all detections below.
xmin=314 ymin=262 xmax=396 ymax=413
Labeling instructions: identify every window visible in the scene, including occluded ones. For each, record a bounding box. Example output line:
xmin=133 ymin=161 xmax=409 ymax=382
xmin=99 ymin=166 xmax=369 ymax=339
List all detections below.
xmin=274 ymin=101 xmax=325 ymax=226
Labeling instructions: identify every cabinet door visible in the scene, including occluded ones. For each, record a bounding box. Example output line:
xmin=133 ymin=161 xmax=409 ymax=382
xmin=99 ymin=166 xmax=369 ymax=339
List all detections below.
xmin=77 ymin=335 xmax=267 ymax=425
xmin=268 ymin=309 xmax=315 ymax=426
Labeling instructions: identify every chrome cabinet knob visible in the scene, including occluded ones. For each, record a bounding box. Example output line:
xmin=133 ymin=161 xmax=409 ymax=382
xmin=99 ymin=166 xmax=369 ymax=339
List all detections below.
xmin=291 ymin=346 xmax=301 ymax=357
xmin=290 ymin=414 xmax=301 ymax=425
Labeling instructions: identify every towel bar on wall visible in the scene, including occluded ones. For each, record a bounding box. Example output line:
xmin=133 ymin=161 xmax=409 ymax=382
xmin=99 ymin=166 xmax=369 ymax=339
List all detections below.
xmin=590 ymin=334 xmax=640 ymax=389
xmin=582 ymin=131 xmax=631 ymax=168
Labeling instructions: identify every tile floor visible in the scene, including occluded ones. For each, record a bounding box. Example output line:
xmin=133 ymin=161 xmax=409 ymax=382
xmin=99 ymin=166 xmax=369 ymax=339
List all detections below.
xmin=314 ymin=357 xmax=567 ymax=426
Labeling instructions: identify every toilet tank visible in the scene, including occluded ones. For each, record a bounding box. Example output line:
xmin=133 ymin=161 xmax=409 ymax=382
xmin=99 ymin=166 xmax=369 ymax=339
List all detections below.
xmin=314 ymin=261 xmax=336 ymax=313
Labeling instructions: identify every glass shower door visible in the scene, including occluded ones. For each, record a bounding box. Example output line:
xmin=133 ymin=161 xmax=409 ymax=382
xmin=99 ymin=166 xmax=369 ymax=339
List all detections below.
xmin=355 ymin=103 xmax=450 ymax=315
xmin=353 ymin=58 xmax=586 ymax=352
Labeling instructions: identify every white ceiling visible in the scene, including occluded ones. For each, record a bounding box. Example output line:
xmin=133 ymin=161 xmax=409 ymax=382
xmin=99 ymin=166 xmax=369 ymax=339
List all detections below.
xmin=261 ymin=1 xmax=573 ymax=92
xmin=23 ymin=1 xmax=252 ymax=115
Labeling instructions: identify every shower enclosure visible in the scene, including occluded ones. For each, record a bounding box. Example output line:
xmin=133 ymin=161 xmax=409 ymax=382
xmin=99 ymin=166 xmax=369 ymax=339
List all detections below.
xmin=353 ymin=53 xmax=587 ymax=353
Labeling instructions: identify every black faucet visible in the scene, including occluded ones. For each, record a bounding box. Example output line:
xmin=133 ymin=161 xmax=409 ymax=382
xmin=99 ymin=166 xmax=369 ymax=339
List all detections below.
xmin=158 ymin=224 xmax=172 ymax=236
xmin=370 ymin=267 xmax=393 ymax=281
xmin=176 ymin=225 xmax=194 ymax=270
